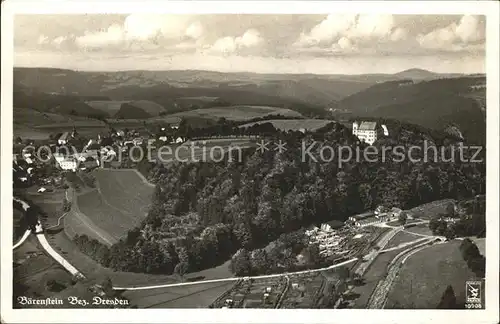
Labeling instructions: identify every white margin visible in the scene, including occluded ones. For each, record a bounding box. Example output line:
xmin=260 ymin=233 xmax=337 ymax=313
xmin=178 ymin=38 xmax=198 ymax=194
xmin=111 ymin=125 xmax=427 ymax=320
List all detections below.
xmin=1 ymin=1 xmax=499 ymax=324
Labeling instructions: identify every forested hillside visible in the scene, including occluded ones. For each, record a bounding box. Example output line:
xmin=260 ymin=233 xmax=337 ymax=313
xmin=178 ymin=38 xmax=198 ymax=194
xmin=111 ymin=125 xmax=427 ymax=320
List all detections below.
xmin=74 ymin=122 xmax=485 ymax=275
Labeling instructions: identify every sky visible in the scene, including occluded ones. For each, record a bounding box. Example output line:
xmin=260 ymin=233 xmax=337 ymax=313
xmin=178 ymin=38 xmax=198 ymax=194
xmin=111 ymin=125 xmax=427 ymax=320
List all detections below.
xmin=14 ymin=14 xmax=486 ymax=74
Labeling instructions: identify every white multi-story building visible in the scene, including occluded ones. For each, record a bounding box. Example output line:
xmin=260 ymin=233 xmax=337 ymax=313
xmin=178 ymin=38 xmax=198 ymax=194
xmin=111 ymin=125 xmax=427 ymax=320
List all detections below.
xmin=352 ymin=121 xmax=388 ymax=145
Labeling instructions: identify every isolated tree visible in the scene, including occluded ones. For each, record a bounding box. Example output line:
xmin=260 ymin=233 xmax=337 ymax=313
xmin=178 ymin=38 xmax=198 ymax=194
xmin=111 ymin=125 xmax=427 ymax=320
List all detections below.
xmin=230 ymin=248 xmax=252 ymax=276
xmin=444 ymin=225 xmax=456 ymax=240
xmin=398 ymin=211 xmax=408 ymax=225
xmin=445 ymin=202 xmax=456 ymax=218
xmin=62 ymin=197 xmax=71 ymax=212
xmin=174 ymin=262 xmax=189 ymax=280
xmin=337 ymin=266 xmax=350 ymax=282
xmin=100 ymin=276 xmax=114 ymax=296
xmin=437 ymin=285 xmax=458 ymax=309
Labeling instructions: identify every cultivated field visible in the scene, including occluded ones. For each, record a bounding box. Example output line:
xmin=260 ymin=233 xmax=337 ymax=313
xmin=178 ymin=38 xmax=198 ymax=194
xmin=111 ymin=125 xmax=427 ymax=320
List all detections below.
xmin=169 ymin=106 xmax=303 ymax=122
xmin=385 ymin=240 xmax=477 ymax=308
xmin=85 ymin=100 xmax=130 ymax=115
xmin=384 ymin=231 xmax=421 ymax=249
xmin=404 ymin=224 xmax=434 ymax=237
xmin=71 ymin=169 xmax=154 ymax=243
xmin=280 ymin=274 xmax=325 ymax=308
xmin=14 ymin=107 xmax=107 ymax=139
xmin=240 ymin=119 xmax=333 ymax=132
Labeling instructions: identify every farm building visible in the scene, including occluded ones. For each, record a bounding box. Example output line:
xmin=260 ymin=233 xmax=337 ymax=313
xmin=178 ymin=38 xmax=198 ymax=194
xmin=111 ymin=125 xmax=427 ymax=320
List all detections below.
xmin=354 ymin=216 xmax=382 ymax=228
xmin=348 ymin=211 xmax=375 ymax=223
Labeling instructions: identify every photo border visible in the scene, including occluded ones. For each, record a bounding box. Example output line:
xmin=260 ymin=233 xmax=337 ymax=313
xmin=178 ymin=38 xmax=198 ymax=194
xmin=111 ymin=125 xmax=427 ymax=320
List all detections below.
xmin=1 ymin=1 xmax=498 ymax=323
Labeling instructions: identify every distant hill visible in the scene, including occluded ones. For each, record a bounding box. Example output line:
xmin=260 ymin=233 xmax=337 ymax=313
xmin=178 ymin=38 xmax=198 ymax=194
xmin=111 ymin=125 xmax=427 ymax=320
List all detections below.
xmin=394 ymin=68 xmax=464 ymax=80
xmin=340 ymin=76 xmax=486 ymax=144
xmin=114 ymin=100 xmax=166 ymax=119
xmin=14 ymin=67 xmax=483 ymax=123
xmin=340 ymin=76 xmax=485 ymax=113
xmin=14 ymin=88 xmax=110 ymax=119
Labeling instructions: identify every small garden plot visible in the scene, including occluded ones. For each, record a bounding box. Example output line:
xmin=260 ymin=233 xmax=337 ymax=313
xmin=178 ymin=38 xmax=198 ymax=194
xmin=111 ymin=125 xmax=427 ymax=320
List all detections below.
xmin=280 ymin=273 xmax=324 ymax=308
xmin=216 ymin=278 xmax=287 ymax=308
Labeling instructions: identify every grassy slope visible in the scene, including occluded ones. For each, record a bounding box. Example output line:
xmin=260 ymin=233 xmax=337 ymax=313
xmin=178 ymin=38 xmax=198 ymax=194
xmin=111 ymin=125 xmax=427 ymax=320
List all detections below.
xmin=73 ymin=169 xmax=154 ymax=242
xmin=385 ymin=240 xmax=476 ymax=308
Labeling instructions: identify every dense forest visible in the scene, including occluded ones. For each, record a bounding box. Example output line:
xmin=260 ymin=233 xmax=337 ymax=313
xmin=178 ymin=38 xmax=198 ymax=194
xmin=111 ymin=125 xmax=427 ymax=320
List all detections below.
xmin=74 ymin=122 xmax=485 ymax=276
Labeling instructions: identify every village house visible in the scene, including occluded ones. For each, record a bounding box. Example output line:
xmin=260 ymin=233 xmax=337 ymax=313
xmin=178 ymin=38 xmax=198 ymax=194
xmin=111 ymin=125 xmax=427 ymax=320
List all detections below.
xmin=173 ymin=136 xmax=184 ymax=144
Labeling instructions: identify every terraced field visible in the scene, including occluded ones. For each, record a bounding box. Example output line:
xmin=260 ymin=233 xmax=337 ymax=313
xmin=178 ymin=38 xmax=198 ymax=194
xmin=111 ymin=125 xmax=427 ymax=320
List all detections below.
xmin=67 ymin=169 xmax=154 ymax=244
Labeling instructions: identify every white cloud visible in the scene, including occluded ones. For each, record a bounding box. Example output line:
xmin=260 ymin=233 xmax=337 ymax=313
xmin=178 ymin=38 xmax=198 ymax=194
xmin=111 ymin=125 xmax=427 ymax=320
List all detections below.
xmin=123 ymin=14 xmax=190 ymax=40
xmin=455 ymin=15 xmax=484 ymax=43
xmin=185 ymin=21 xmax=204 ymax=39
xmin=74 ymin=14 xmax=195 ymax=49
xmin=417 ymin=15 xmax=484 ymax=50
xmin=337 ymin=37 xmax=352 ymax=50
xmin=294 ymin=14 xmax=407 ymax=50
xmin=37 ymin=35 xmax=49 ymax=45
xmin=294 ymin=14 xmax=356 ymax=47
xmin=76 ymin=24 xmax=124 ymax=48
xmin=209 ymin=29 xmax=264 ymax=54
xmin=390 ymin=28 xmax=408 ymax=42
xmin=348 ymin=14 xmax=395 ymax=39
xmin=237 ymin=29 xmax=263 ymax=47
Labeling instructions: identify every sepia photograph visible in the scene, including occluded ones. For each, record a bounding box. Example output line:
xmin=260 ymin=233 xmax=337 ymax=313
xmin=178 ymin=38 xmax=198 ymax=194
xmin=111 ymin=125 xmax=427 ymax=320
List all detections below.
xmin=1 ymin=1 xmax=499 ymax=323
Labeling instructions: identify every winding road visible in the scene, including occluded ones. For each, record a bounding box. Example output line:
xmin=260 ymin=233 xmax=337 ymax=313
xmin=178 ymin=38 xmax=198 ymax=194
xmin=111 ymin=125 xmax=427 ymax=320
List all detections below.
xmin=14 ymin=192 xmax=358 ymax=293
xmin=13 ymin=230 xmax=31 ymax=250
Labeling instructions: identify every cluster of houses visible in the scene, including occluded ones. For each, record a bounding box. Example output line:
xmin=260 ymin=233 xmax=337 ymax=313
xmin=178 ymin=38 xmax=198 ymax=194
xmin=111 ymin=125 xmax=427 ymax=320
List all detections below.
xmin=305 ymin=222 xmax=350 ymax=257
xmin=13 ymin=123 xmax=183 ymax=185
xmin=352 ymin=121 xmax=389 ymax=145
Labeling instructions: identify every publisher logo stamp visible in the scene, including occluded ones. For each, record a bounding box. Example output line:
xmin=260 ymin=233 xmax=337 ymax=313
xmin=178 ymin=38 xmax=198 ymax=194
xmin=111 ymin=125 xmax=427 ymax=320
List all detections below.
xmin=465 ymin=281 xmax=482 ymax=308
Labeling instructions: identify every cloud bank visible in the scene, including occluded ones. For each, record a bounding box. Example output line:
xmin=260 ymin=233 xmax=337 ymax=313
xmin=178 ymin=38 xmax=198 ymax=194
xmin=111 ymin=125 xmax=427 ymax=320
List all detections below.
xmin=14 ymin=14 xmax=486 ymax=73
